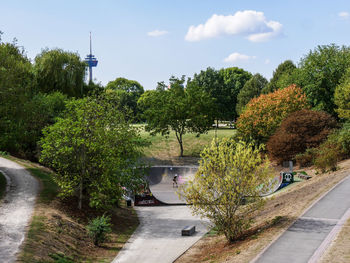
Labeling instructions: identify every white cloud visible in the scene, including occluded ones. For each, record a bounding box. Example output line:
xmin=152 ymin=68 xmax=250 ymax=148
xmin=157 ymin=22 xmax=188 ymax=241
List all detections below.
xmin=147 ymin=30 xmax=169 ymax=37
xmin=223 ymin=52 xmax=256 ymax=63
xmin=338 ymin=11 xmax=349 ymax=19
xmin=265 ymin=59 xmax=270 ymax=64
xmin=185 ymin=10 xmax=283 ymax=42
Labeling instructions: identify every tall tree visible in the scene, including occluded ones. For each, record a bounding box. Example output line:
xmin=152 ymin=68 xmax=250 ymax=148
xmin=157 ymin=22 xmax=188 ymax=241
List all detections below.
xmin=40 ymin=95 xmax=146 ymax=209
xmin=34 ymin=48 xmax=86 ymax=97
xmin=182 ymin=139 xmax=274 ymax=242
xmin=219 ymin=67 xmax=252 ymax=120
xmin=139 ymin=76 xmax=215 ymax=157
xmin=262 ymin=60 xmax=296 ymax=94
xmin=236 ymin=73 xmax=267 ymax=115
xmin=0 ymin=37 xmax=34 ymax=155
xmin=106 ymin=77 xmax=144 ymax=121
xmin=297 ymin=44 xmax=350 ymax=116
xmin=334 ymin=68 xmax=350 ymax=120
xmin=192 ymin=67 xmax=252 ymax=122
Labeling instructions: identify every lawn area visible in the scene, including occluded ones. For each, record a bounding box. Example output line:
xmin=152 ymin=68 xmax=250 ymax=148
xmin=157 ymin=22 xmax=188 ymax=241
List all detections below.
xmin=0 ymin=171 xmax=6 ymax=200
xmin=139 ymin=125 xmax=236 ymax=159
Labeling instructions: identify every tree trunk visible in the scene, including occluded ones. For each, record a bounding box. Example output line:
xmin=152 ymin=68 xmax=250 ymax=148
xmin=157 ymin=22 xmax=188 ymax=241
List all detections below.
xmin=180 ymin=140 xmax=184 ymax=157
xmin=78 ymin=178 xmax=83 ymax=210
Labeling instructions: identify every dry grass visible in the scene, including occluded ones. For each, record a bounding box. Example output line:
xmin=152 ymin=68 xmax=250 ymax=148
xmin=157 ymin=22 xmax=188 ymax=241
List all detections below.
xmin=175 ymin=159 xmax=350 ymax=263
xmin=320 ymin=218 xmax=350 ymax=263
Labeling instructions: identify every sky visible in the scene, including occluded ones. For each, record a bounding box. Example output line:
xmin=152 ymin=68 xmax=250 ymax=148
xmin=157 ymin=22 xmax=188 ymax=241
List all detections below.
xmin=1 ymin=0 xmax=350 ymax=90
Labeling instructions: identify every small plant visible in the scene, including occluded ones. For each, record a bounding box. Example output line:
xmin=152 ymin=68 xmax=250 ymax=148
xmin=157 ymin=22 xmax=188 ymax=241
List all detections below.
xmin=87 ymin=214 xmax=112 ymax=246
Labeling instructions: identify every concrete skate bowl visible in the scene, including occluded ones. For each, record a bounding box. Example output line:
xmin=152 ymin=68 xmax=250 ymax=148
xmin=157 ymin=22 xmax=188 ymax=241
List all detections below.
xmin=135 ymin=166 xmax=197 ymax=206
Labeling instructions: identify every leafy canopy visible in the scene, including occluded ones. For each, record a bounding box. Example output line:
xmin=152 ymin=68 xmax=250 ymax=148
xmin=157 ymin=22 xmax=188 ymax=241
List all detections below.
xmin=237 ymin=85 xmax=310 ymax=143
xmin=297 ymin=44 xmax=350 ymax=116
xmin=139 ymin=76 xmax=215 ymax=157
xmin=182 ymin=139 xmax=274 ymax=242
xmin=40 ymin=95 xmax=146 ymax=209
xmin=236 ymin=73 xmax=267 ymax=115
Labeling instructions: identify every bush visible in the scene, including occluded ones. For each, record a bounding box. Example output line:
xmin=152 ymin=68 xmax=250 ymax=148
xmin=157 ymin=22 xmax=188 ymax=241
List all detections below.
xmin=87 ymin=215 xmax=112 ymax=246
xmin=236 ymin=85 xmax=310 ymax=143
xmin=314 ymin=141 xmax=342 ymax=172
xmin=267 ymin=109 xmax=337 ymax=163
xmin=295 ymin=148 xmax=318 ymax=168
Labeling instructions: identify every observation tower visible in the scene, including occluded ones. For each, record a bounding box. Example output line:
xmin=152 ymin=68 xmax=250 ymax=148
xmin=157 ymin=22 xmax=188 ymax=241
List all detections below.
xmin=85 ymin=32 xmax=98 ymax=82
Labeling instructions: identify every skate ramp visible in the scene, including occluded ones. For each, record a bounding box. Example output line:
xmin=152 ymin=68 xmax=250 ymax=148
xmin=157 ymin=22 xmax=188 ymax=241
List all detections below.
xmin=145 ymin=166 xmax=197 ymax=205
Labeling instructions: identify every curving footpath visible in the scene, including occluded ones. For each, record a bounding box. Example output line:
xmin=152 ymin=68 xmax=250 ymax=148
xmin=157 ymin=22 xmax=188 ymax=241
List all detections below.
xmin=252 ymin=174 xmax=350 ymax=263
xmin=112 ymin=206 xmax=208 ymax=263
xmin=0 ymin=157 xmax=39 ymax=263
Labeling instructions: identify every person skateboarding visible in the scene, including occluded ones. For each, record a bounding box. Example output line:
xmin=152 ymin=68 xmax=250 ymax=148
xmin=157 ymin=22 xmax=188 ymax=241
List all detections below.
xmin=173 ymin=174 xmax=178 ymax=188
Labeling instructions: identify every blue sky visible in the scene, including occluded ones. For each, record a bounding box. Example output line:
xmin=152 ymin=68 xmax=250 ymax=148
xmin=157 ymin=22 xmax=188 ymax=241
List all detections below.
xmin=1 ymin=0 xmax=350 ymax=90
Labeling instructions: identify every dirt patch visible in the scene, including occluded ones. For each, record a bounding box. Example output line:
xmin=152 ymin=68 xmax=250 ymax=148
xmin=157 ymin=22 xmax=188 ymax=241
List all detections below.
xmin=175 ymin=159 xmax=350 ymax=263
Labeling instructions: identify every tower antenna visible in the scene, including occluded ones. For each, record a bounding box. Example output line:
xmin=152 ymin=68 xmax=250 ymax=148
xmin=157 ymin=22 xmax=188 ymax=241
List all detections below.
xmin=85 ymin=32 xmax=98 ymax=83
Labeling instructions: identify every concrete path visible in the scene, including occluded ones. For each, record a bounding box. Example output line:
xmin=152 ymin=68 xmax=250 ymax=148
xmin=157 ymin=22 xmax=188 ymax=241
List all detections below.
xmin=0 ymin=157 xmax=39 ymax=263
xmin=112 ymin=206 xmax=208 ymax=263
xmin=252 ymin=175 xmax=350 ymax=263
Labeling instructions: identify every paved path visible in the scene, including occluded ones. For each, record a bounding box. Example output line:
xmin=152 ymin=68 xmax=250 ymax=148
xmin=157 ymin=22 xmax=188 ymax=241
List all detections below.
xmin=253 ymin=175 xmax=350 ymax=263
xmin=0 ymin=157 xmax=39 ymax=263
xmin=112 ymin=206 xmax=208 ymax=263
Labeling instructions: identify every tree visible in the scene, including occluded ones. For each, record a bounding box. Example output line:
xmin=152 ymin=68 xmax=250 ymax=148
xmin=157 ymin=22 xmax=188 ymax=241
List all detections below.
xmin=297 ymin=44 xmax=350 ymax=116
xmin=191 ymin=67 xmax=252 ymax=122
xmin=40 ymin=95 xmax=146 ymax=209
xmin=262 ymin=60 xmax=296 ymax=94
xmin=0 ymin=37 xmax=34 ymax=156
xmin=236 ymin=85 xmax=310 ymax=143
xmin=267 ymin=109 xmax=337 ymax=163
xmin=34 ymin=48 xmax=87 ymax=97
xmin=236 ymin=73 xmax=267 ymax=115
xmin=182 ymin=139 xmax=274 ymax=242
xmin=218 ymin=67 xmax=252 ymax=120
xmin=139 ymin=76 xmax=215 ymax=157
xmin=334 ymin=68 xmax=350 ymax=120
xmin=106 ymin=77 xmax=145 ymax=121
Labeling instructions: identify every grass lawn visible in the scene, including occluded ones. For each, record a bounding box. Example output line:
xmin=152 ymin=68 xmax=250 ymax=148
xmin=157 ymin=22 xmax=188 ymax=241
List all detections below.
xmin=139 ymin=126 xmax=236 ymax=159
xmin=0 ymin=171 xmax=6 ymax=200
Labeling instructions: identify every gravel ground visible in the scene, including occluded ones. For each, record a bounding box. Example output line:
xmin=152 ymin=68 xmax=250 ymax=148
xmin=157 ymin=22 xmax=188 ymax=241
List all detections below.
xmin=0 ymin=157 xmax=39 ymax=263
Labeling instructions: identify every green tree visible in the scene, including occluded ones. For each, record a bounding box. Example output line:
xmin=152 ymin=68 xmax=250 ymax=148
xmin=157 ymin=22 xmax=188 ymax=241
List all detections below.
xmin=297 ymin=44 xmax=350 ymax=116
xmin=334 ymin=68 xmax=350 ymax=120
xmin=106 ymin=78 xmax=144 ymax=121
xmin=191 ymin=67 xmax=252 ymax=122
xmin=262 ymin=60 xmax=296 ymax=94
xmin=0 ymin=37 xmax=34 ymax=155
xmin=236 ymin=73 xmax=267 ymax=115
xmin=139 ymin=76 xmax=215 ymax=157
xmin=182 ymin=139 xmax=274 ymax=242
xmin=219 ymin=67 xmax=252 ymax=120
xmin=40 ymin=95 xmax=145 ymax=209
xmin=34 ymin=48 xmax=87 ymax=97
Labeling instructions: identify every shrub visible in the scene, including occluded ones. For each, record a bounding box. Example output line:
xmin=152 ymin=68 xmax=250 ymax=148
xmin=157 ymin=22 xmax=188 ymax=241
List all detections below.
xmin=236 ymin=85 xmax=310 ymax=143
xmin=314 ymin=141 xmax=342 ymax=172
xmin=267 ymin=109 xmax=337 ymax=163
xmin=295 ymin=148 xmax=318 ymax=168
xmin=87 ymin=215 xmax=112 ymax=246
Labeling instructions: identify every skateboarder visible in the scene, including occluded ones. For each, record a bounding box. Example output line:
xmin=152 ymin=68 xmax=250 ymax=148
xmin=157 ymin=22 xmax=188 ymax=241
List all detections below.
xmin=173 ymin=174 xmax=178 ymax=188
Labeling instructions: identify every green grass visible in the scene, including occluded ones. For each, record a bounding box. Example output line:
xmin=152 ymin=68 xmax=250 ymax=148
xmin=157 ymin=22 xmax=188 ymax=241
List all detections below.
xmin=139 ymin=126 xmax=236 ymax=159
xmin=27 ymin=168 xmax=58 ymax=203
xmin=0 ymin=171 xmax=6 ymax=200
